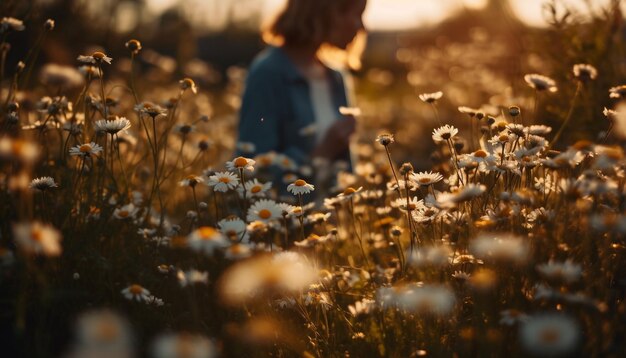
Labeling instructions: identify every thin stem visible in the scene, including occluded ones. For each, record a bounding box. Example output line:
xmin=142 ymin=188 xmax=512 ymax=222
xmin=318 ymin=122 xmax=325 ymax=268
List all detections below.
xmin=551 ymin=82 xmax=582 ymax=149
xmin=98 ymin=65 xmax=107 ymax=119
xmin=384 ymin=145 xmax=403 ymax=197
xmin=129 ymin=53 xmax=140 ymax=104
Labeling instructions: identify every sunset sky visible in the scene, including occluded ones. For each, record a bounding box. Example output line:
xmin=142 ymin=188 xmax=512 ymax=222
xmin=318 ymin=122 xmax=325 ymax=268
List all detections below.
xmin=143 ymin=0 xmax=622 ymax=31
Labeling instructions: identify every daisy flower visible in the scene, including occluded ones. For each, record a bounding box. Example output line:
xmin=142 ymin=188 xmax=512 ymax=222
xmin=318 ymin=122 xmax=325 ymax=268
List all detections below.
xmin=0 ymin=17 xmax=25 ymax=33
xmin=177 ymin=270 xmax=208 ymax=287
xmin=536 ymin=260 xmax=582 ymax=283
xmin=375 ymin=133 xmax=395 ymax=146
xmin=431 ymin=125 xmax=458 ymax=143
xmin=134 ymin=102 xmax=167 ymax=118
xmin=254 ymin=151 xmax=276 ymax=168
xmin=274 ymin=153 xmax=298 ymax=171
xmin=470 ymin=232 xmax=529 ymax=264
xmin=336 ymin=186 xmax=363 ymax=201
xmin=223 ymin=243 xmax=253 ymax=260
xmin=74 ymin=310 xmax=132 ymax=352
xmin=226 ymin=156 xmax=255 ymax=172
xmin=458 ymin=106 xmax=480 ymax=117
xmin=348 ymin=298 xmax=376 ymax=317
xmin=391 ymin=196 xmax=422 ymax=212
xmin=609 ymin=84 xmax=626 ymax=99
xmin=520 ymin=314 xmax=580 ymax=356
xmin=77 ymin=51 xmax=113 ymax=65
xmin=246 ymin=199 xmax=282 ymax=222
xmin=113 ymin=203 xmax=139 ymax=220
xmin=187 ymin=227 xmax=229 ymax=255
xmin=379 ymin=284 xmax=455 ymax=315
xmin=207 ymin=171 xmax=239 ymax=192
xmin=218 ymin=252 xmax=317 ymax=304
xmin=572 ymin=63 xmax=597 ymax=82
xmin=411 ymin=205 xmax=442 ymax=224
xmin=499 ymin=309 xmax=529 ymax=326
xmin=179 ymin=77 xmax=198 ymax=94
xmin=407 ymin=245 xmax=451 ymax=267
xmin=240 ymin=178 xmax=272 ymax=198
xmin=306 ymin=212 xmax=332 ymax=225
xmin=69 ymin=142 xmax=103 ymax=157
xmin=29 ymin=176 xmax=58 ymax=191
xmin=150 ymin=333 xmax=216 ymax=358
xmin=179 ymin=174 xmax=204 ymax=188
xmin=174 ymin=123 xmax=195 ymax=136
xmin=287 ymin=179 xmax=315 ymax=196
xmin=0 ymin=137 xmax=40 ymax=164
xmin=94 ymin=117 xmax=131 ymax=135
xmin=524 ymin=73 xmax=558 ymax=92
xmin=218 ymin=217 xmax=249 ymax=242
xmin=410 ymin=171 xmax=443 ymax=186
xmin=418 ymin=91 xmax=443 ymax=103
xmin=294 ymin=233 xmax=330 ymax=248
xmin=121 ymin=284 xmax=151 ymax=302
xmin=125 ymin=39 xmax=142 ymax=54
xmin=236 ymin=141 xmax=256 ymax=153
xmin=13 ymin=221 xmax=62 ymax=257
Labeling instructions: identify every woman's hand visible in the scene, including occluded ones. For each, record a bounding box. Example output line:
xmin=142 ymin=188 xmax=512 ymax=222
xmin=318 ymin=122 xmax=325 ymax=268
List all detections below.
xmin=311 ymin=116 xmax=356 ymax=160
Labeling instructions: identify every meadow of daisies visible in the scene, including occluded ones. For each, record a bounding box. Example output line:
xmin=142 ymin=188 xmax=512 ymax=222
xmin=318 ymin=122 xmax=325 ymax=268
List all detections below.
xmin=3 ymin=3 xmax=626 ymax=357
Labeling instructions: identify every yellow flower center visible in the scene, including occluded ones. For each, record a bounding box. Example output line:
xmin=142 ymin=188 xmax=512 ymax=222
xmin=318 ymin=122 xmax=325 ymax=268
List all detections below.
xmin=96 ymin=320 xmax=119 ymax=342
xmin=79 ymin=144 xmax=92 ymax=153
xmin=219 ymin=177 xmax=230 ymax=183
xmin=182 ymin=78 xmax=195 ymax=87
xmin=92 ymin=51 xmax=106 ymax=60
xmin=31 ymin=228 xmax=43 ymax=242
xmin=251 ymin=185 xmax=262 ymax=193
xmin=539 ymin=329 xmax=560 ymax=344
xmin=226 ymin=230 xmax=237 ymax=237
xmin=198 ymin=227 xmax=217 ymax=239
xmin=343 ymin=187 xmax=356 ymax=195
xmin=176 ymin=336 xmax=195 ymax=357
xmin=294 ymin=179 xmax=307 ymax=187
xmin=418 ymin=178 xmax=432 ymax=184
xmin=117 ymin=210 xmax=129 ymax=218
xmin=499 ymin=134 xmax=509 ymax=142
xmin=230 ymin=244 xmax=243 ymax=254
xmin=259 ymin=209 xmax=272 ymax=219
xmin=129 ymin=284 xmax=144 ymax=295
xmin=474 ymin=150 xmax=488 ymax=158
xmin=234 ymin=157 xmax=248 ymax=167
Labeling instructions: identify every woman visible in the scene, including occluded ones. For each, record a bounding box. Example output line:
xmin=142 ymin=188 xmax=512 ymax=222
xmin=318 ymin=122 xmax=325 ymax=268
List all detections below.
xmin=237 ymin=0 xmax=367 ymax=192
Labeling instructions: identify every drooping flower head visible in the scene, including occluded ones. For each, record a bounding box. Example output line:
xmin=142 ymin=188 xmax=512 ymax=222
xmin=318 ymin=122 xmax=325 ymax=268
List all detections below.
xmin=287 ymin=179 xmax=315 ymax=196
xmin=524 ymin=74 xmax=558 ymax=92
xmin=29 ymin=176 xmax=58 ymax=191
xmin=226 ymin=156 xmax=255 ymax=172
xmin=77 ymin=51 xmax=113 ymax=65
xmin=419 ymin=91 xmax=443 ymax=103
xmin=69 ymin=142 xmax=103 ymax=157
xmin=572 ymin=63 xmax=597 ymax=82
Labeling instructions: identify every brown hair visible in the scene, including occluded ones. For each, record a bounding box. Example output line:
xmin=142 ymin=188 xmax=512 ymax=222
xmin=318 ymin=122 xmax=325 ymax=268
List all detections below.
xmin=262 ymin=0 xmax=366 ymax=70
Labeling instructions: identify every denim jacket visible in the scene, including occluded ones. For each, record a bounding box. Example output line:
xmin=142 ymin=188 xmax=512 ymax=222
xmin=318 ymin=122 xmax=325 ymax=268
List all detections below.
xmin=237 ymin=46 xmax=350 ymax=167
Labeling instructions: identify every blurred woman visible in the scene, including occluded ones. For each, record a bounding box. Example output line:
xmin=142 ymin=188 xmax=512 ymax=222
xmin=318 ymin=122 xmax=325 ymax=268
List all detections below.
xmin=237 ymin=0 xmax=367 ymax=194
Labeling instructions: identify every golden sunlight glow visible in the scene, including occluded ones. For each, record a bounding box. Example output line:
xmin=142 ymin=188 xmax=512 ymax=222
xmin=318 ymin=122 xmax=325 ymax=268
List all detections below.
xmin=144 ymin=0 xmax=625 ymax=31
